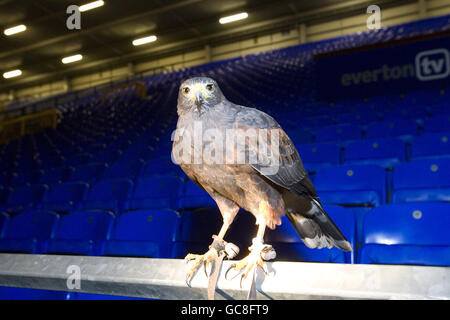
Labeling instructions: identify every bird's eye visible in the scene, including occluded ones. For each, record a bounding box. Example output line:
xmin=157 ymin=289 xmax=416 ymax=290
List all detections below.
xmin=183 ymin=87 xmax=190 ymax=94
xmin=206 ymin=84 xmax=214 ymax=92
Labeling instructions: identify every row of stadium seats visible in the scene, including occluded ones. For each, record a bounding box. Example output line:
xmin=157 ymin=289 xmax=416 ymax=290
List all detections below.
xmin=1 ymin=128 xmax=449 ymax=196
xmin=1 ymin=202 xmax=449 ymax=266
xmin=1 ymin=157 xmax=448 ymax=215
xmin=289 ymin=117 xmax=450 ymax=143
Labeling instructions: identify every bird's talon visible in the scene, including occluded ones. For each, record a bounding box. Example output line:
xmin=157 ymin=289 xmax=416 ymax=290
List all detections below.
xmin=203 ymin=261 xmax=210 ymax=278
xmin=185 ymin=274 xmax=192 ymax=288
xmin=240 ymin=273 xmax=246 ymax=289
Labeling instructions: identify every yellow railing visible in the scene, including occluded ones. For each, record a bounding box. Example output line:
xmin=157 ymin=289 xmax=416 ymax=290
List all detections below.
xmin=0 ymin=109 xmax=57 ymax=144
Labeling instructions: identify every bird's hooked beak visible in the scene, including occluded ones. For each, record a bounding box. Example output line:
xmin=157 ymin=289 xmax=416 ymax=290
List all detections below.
xmin=195 ymin=89 xmax=203 ymax=113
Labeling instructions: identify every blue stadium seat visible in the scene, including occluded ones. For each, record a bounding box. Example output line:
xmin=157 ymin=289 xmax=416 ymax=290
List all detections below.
xmin=344 ymin=138 xmax=406 ymax=168
xmin=422 ymin=115 xmax=450 ymax=133
xmin=9 ymin=170 xmax=38 ymax=188
xmin=0 ymin=287 xmax=71 ymax=300
xmin=287 ymin=129 xmax=314 ymax=145
xmin=125 ymin=175 xmax=183 ymax=210
xmin=68 ymin=163 xmax=108 ymax=183
xmin=101 ymin=209 xmax=179 ymax=258
xmin=314 ymin=124 xmax=362 ymax=143
xmin=38 ymin=166 xmax=71 ymax=185
xmin=0 ymin=184 xmax=48 ymax=213
xmin=69 ymin=292 xmax=148 ymax=300
xmin=359 ymin=203 xmax=450 ymax=266
xmin=364 ymin=119 xmax=419 ymax=139
xmin=411 ymin=132 xmax=450 ymax=160
xmin=266 ymin=205 xmax=356 ymax=263
xmin=83 ymin=179 xmax=133 ymax=213
xmin=314 ymin=165 xmax=386 ymax=206
xmin=65 ymin=153 xmax=93 ymax=167
xmin=143 ymin=158 xmax=183 ymax=177
xmin=382 ymin=107 xmax=428 ymax=121
xmin=0 ymin=211 xmax=58 ymax=253
xmin=171 ymin=208 xmax=223 ymax=259
xmin=103 ymin=159 xmax=144 ymax=179
xmin=296 ymin=143 xmax=341 ymax=173
xmin=41 ymin=182 xmax=89 ymax=211
xmin=0 ymin=212 xmax=8 ymax=236
xmin=177 ymin=180 xmax=216 ymax=209
xmin=44 ymin=210 xmax=114 ymax=255
xmin=337 ymin=111 xmax=380 ymax=125
xmin=392 ymin=158 xmax=450 ymax=203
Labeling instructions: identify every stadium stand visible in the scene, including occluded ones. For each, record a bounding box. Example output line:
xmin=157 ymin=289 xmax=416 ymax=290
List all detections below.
xmin=359 ymin=203 xmax=450 ymax=266
xmin=0 ymin=13 xmax=449 ymax=299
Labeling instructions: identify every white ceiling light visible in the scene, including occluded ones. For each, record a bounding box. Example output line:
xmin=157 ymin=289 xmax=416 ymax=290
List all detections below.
xmin=4 ymin=24 xmax=27 ymax=36
xmin=79 ymin=0 xmax=105 ymax=12
xmin=62 ymin=54 xmax=83 ymax=64
xmin=3 ymin=69 xmax=22 ymax=79
xmin=132 ymin=35 xmax=157 ymax=46
xmin=219 ymin=12 xmax=248 ymax=24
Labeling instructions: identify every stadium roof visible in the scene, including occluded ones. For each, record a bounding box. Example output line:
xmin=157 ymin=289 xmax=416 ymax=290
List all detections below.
xmin=0 ymin=0 xmax=408 ymax=92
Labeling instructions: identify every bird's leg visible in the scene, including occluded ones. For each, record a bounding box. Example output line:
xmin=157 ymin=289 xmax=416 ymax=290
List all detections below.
xmin=185 ymin=222 xmax=239 ymax=286
xmin=225 ymin=220 xmax=276 ymax=286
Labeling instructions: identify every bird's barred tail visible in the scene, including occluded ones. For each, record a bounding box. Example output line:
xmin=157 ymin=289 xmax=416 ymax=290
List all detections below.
xmin=286 ymin=197 xmax=353 ymax=252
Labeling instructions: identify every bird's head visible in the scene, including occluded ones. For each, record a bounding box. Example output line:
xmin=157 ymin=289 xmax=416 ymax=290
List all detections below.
xmin=177 ymin=77 xmax=225 ymax=116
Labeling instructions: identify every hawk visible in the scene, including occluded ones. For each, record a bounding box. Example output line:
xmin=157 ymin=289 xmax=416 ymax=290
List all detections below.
xmin=172 ymin=77 xmax=352 ymax=289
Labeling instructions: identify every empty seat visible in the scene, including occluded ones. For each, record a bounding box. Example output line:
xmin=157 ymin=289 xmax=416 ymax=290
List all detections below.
xmin=382 ymin=107 xmax=428 ymax=120
xmin=65 ymin=153 xmax=93 ymax=167
xmin=126 ymin=175 xmax=183 ymax=210
xmin=314 ymin=165 xmax=386 ymax=206
xmin=411 ymin=132 xmax=450 ymax=160
xmin=287 ymin=129 xmax=314 ymax=145
xmin=44 ymin=210 xmax=114 ymax=255
xmin=0 ymin=287 xmax=71 ymax=300
xmin=0 ymin=212 xmax=8 ymax=236
xmin=344 ymin=138 xmax=405 ymax=168
xmin=266 ymin=205 xmax=356 ymax=263
xmin=41 ymin=182 xmax=89 ymax=211
xmin=39 ymin=167 xmax=71 ymax=185
xmin=365 ymin=119 xmax=419 ymax=139
xmin=296 ymin=143 xmax=341 ymax=173
xmin=392 ymin=158 xmax=450 ymax=203
xmin=90 ymin=150 xmax=123 ymax=164
xmin=177 ymin=180 xmax=216 ymax=209
xmin=101 ymin=209 xmax=179 ymax=258
xmin=103 ymin=159 xmax=144 ymax=179
xmin=359 ymin=203 xmax=450 ymax=266
xmin=143 ymin=158 xmax=183 ymax=177
xmin=171 ymin=208 xmax=223 ymax=259
xmin=83 ymin=179 xmax=133 ymax=213
xmin=314 ymin=124 xmax=362 ymax=142
xmin=9 ymin=170 xmax=38 ymax=188
xmin=0 ymin=211 xmax=58 ymax=253
xmin=423 ymin=115 xmax=450 ymax=133
xmin=68 ymin=163 xmax=108 ymax=183
xmin=1 ymin=184 xmax=48 ymax=213
xmin=337 ymin=111 xmax=380 ymax=125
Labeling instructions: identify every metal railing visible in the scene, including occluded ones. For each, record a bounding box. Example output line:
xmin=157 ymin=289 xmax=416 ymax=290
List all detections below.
xmin=0 ymin=253 xmax=448 ymax=300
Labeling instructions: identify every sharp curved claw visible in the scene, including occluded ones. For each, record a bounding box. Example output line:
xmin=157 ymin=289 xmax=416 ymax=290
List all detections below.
xmin=203 ymin=261 xmax=209 ymax=278
xmin=225 ymin=263 xmax=236 ymax=280
xmin=185 ymin=275 xmax=191 ymax=288
xmin=240 ymin=273 xmax=245 ymax=289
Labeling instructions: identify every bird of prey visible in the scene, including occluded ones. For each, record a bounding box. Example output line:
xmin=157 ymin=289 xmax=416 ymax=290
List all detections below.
xmin=172 ymin=77 xmax=352 ymax=288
